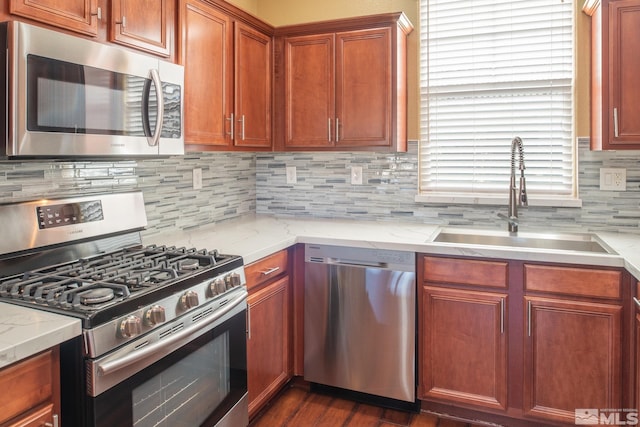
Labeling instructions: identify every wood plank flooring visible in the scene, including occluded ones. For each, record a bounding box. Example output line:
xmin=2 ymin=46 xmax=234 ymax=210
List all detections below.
xmin=249 ymin=385 xmax=475 ymax=427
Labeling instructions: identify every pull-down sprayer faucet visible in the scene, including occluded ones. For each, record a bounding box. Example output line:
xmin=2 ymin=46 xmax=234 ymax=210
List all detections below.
xmin=498 ymin=136 xmax=528 ymax=233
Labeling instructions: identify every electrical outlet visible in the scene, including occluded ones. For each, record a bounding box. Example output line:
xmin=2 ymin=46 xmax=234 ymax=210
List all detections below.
xmin=286 ymin=166 xmax=297 ymax=184
xmin=192 ymin=168 xmax=202 ymax=190
xmin=351 ymin=166 xmax=363 ymax=185
xmin=599 ymin=168 xmax=626 ymax=191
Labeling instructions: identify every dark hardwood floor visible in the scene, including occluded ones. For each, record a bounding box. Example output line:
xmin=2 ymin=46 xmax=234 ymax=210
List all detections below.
xmin=249 ymin=385 xmax=478 ymax=427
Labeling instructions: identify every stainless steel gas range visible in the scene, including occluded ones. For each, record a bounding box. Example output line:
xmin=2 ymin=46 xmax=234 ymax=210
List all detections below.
xmin=0 ymin=192 xmax=248 ymax=427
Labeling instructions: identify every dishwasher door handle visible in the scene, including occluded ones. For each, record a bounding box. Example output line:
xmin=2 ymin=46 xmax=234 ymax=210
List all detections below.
xmin=328 ymin=258 xmax=387 ymax=268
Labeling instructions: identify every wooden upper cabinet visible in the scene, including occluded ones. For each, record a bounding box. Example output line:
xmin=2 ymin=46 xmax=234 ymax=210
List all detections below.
xmin=276 ymin=13 xmax=413 ymax=152
xmin=584 ymin=0 xmax=640 ymax=149
xmin=9 ymin=0 xmax=174 ymax=58
xmin=179 ymin=0 xmax=233 ymax=147
xmin=179 ymin=0 xmax=273 ymax=151
xmin=9 ymin=0 xmax=100 ymax=36
xmin=335 ymin=27 xmax=392 ymax=148
xmin=284 ymin=33 xmax=335 ymax=148
xmin=110 ymin=0 xmax=173 ymax=57
xmin=234 ymin=23 xmax=272 ymax=148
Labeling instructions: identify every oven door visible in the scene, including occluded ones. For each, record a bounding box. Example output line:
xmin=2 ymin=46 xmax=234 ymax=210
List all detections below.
xmin=86 ymin=292 xmax=248 ymax=427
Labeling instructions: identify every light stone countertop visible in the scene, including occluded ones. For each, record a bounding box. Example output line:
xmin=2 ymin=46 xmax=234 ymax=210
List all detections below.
xmin=0 ymin=303 xmax=81 ymax=369
xmin=4 ymin=214 xmax=640 ymax=370
xmin=144 ymin=214 xmax=638 ymax=275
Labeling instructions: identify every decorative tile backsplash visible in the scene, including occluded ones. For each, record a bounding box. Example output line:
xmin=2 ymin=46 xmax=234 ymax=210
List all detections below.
xmin=0 ymin=152 xmax=256 ymax=237
xmin=256 ymin=138 xmax=640 ymax=234
xmin=0 ymin=137 xmax=639 ymax=237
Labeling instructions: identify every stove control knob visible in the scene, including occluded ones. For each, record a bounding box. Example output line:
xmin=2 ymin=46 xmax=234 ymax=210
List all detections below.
xmin=120 ymin=316 xmax=142 ymax=338
xmin=210 ymin=278 xmax=226 ymax=296
xmin=181 ymin=290 xmax=199 ymax=310
xmin=145 ymin=305 xmax=166 ymax=326
xmin=225 ymin=272 xmax=242 ymax=289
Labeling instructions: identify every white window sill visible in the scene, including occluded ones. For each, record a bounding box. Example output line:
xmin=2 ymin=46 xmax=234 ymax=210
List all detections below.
xmin=414 ymin=193 xmax=582 ymax=208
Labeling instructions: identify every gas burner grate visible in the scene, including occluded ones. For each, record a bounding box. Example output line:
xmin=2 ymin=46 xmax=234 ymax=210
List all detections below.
xmin=0 ymin=243 xmax=234 ymax=312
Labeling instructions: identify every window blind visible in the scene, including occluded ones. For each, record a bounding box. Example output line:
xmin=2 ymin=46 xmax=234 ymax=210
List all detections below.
xmin=419 ymin=0 xmax=576 ymax=202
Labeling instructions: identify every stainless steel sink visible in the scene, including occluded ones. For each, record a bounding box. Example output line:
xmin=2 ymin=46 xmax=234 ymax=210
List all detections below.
xmin=433 ymin=229 xmax=615 ymax=254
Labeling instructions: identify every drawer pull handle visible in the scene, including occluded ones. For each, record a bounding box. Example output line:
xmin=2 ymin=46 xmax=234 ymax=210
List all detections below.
xmin=634 ymin=297 xmax=640 ymax=309
xmin=260 ymin=267 xmax=280 ymax=276
xmin=44 ymin=415 xmax=59 ymax=427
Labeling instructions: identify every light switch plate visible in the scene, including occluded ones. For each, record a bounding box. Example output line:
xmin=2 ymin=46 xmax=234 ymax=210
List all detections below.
xmin=192 ymin=168 xmax=203 ymax=190
xmin=599 ymin=168 xmax=626 ymax=191
xmin=351 ymin=166 xmax=363 ymax=185
xmin=286 ymin=166 xmax=297 ymax=184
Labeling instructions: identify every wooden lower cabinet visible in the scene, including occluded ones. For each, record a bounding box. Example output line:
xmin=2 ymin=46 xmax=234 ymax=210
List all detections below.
xmin=247 ymin=276 xmax=291 ymax=418
xmin=246 ymin=249 xmax=292 ymax=419
xmin=420 ymin=286 xmax=508 ymax=411
xmin=419 ymin=254 xmax=627 ymax=426
xmin=524 ymin=296 xmax=622 ymax=424
xmin=0 ymin=348 xmax=60 ymax=427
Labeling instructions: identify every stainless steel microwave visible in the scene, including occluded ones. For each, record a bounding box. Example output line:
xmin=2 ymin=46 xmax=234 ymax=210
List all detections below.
xmin=0 ymin=21 xmax=184 ymax=159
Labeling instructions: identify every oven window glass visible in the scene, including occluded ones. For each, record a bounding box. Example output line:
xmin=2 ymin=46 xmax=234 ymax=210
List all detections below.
xmin=132 ymin=331 xmax=230 ymax=427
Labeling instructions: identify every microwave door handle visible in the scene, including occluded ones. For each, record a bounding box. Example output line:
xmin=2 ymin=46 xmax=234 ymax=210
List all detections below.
xmin=146 ymin=68 xmax=164 ymax=147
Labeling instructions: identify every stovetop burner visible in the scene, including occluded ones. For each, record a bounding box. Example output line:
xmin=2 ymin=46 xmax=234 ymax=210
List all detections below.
xmin=81 ymin=288 xmax=115 ymax=305
xmin=0 ymin=244 xmax=238 ymax=316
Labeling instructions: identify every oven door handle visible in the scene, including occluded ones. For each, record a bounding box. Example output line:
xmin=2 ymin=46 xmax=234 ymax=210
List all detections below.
xmin=97 ymin=289 xmax=247 ymax=377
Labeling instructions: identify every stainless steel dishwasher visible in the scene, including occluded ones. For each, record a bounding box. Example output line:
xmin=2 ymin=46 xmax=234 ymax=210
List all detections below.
xmin=304 ymin=244 xmax=416 ymax=407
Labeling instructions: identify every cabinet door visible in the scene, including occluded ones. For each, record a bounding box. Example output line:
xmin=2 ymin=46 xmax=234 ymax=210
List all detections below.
xmin=234 ymin=23 xmax=272 ymax=148
xmin=524 ymin=296 xmax=622 ymax=424
xmin=335 ymin=27 xmax=392 ymax=148
xmin=110 ymin=0 xmax=172 ymax=57
xmin=608 ymin=1 xmax=640 ymax=147
xmin=0 ymin=349 xmax=59 ymax=426
xmin=247 ymin=276 xmax=291 ymax=418
xmin=179 ymin=0 xmax=233 ymax=147
xmin=9 ymin=0 xmax=99 ymax=36
xmin=420 ymin=286 xmax=508 ymax=411
xmin=284 ymin=33 xmax=335 ymax=148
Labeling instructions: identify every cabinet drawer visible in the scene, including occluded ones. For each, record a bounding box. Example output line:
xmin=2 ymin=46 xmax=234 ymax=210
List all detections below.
xmin=422 ymin=256 xmax=508 ymax=289
xmin=6 ymin=404 xmax=54 ymax=427
xmin=0 ymin=350 xmax=55 ymax=425
xmin=524 ymin=264 xmax=622 ymax=299
xmin=246 ymin=250 xmax=289 ymax=290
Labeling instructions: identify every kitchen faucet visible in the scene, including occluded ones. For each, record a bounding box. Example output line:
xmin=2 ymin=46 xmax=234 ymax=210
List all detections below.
xmin=498 ymin=136 xmax=528 ymax=233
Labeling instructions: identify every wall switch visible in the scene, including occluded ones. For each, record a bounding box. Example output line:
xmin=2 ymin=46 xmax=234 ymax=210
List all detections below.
xmin=599 ymin=168 xmax=626 ymax=191
xmin=192 ymin=168 xmax=203 ymax=190
xmin=286 ymin=166 xmax=297 ymax=184
xmin=351 ymin=166 xmax=363 ymax=185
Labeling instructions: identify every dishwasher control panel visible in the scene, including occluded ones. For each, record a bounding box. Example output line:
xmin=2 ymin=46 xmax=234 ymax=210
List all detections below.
xmin=305 ymin=244 xmax=415 ymax=272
